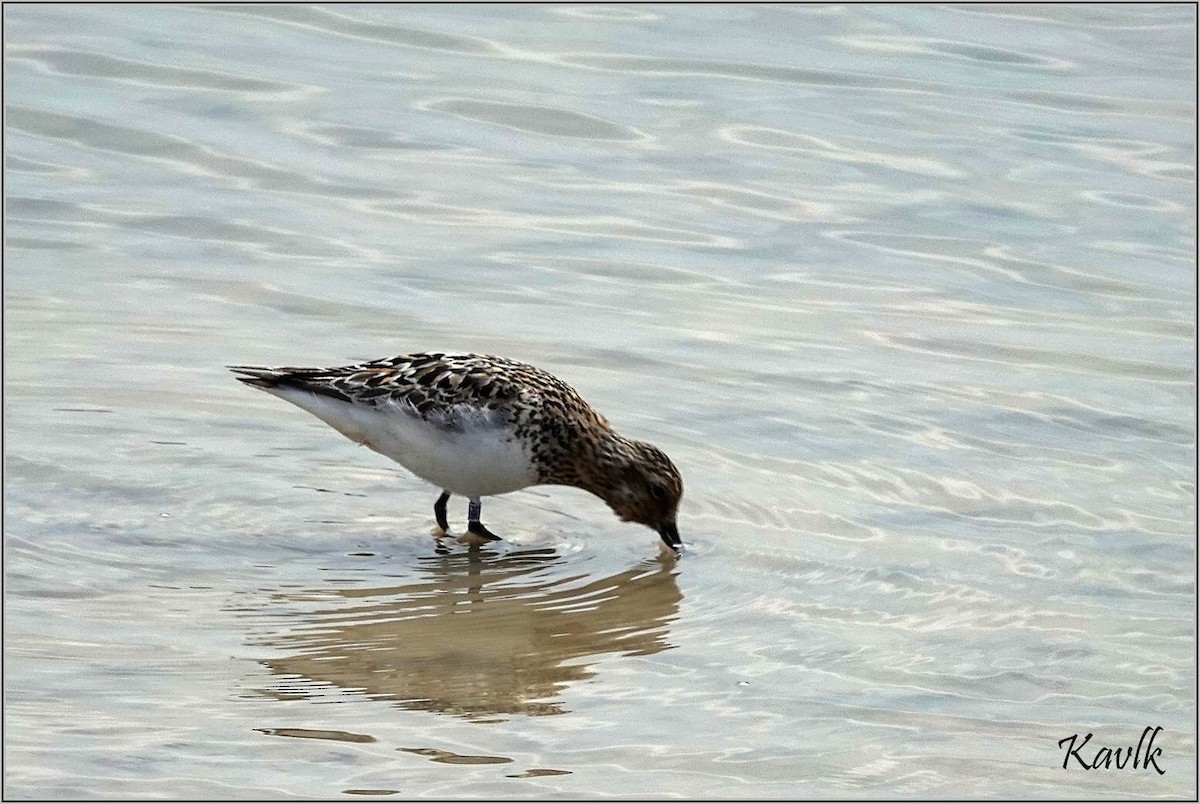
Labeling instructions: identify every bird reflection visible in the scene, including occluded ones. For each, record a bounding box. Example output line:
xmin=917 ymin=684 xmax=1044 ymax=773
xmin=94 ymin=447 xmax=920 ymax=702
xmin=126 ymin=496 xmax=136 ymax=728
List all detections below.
xmin=255 ymin=548 xmax=682 ymax=719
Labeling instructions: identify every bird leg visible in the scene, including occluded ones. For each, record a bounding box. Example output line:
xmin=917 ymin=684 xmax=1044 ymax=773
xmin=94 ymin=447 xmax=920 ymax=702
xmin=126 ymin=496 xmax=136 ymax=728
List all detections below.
xmin=466 ymin=497 xmax=501 ymax=540
xmin=433 ymin=490 xmax=451 ymax=534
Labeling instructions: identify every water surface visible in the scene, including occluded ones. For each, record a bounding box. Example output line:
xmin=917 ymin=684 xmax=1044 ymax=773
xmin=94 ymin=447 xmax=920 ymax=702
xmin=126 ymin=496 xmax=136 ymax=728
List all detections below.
xmin=4 ymin=4 xmax=1195 ymax=798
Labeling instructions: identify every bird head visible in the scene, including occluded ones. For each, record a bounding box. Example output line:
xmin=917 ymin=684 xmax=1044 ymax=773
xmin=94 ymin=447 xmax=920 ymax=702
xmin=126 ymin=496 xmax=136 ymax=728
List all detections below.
xmin=591 ymin=437 xmax=684 ymax=551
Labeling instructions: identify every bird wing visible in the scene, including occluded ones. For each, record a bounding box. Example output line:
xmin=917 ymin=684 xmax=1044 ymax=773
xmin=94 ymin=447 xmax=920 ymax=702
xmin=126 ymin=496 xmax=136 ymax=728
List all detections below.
xmin=229 ymin=353 xmax=533 ymax=423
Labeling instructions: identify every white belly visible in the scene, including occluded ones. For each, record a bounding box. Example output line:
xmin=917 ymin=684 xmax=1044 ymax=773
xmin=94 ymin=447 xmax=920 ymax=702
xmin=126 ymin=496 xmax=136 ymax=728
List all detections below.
xmin=268 ymin=388 xmax=538 ymax=497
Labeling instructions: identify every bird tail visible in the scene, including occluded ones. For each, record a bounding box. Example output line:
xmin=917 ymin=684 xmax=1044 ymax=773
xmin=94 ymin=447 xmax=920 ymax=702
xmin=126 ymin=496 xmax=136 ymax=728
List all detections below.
xmin=225 ymin=364 xmax=326 ymax=391
xmin=228 ymin=365 xmax=293 ymax=389
xmin=228 ymin=364 xmax=355 ymax=405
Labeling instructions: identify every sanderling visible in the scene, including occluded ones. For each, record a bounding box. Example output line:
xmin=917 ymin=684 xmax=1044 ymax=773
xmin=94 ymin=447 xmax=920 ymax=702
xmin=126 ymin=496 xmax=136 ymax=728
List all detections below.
xmin=230 ymin=353 xmax=683 ymax=551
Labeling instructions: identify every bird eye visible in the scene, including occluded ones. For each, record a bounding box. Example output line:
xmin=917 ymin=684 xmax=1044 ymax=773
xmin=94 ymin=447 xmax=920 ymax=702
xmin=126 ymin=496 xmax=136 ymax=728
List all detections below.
xmin=648 ymin=483 xmax=667 ymax=503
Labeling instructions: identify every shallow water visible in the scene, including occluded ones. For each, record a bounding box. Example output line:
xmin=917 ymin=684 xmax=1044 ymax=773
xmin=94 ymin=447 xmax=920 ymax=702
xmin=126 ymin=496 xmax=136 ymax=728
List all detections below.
xmin=4 ymin=3 xmax=1195 ymax=798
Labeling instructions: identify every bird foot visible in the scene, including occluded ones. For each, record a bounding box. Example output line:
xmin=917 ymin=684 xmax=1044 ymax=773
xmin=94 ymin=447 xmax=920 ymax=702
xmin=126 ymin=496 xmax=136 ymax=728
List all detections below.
xmin=466 ymin=522 xmax=502 ymax=541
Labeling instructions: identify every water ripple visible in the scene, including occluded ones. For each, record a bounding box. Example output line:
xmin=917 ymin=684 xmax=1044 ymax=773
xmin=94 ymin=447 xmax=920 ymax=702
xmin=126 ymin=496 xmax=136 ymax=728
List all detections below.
xmin=557 ymin=53 xmax=942 ymax=93
xmin=7 ymin=44 xmax=316 ymax=98
xmin=202 ymin=5 xmax=502 ymax=56
xmin=835 ymin=35 xmax=1074 ymax=72
xmin=6 ymin=107 xmax=394 ymax=199
xmin=720 ymin=125 xmax=964 ymax=178
xmin=865 ymin=331 xmax=1192 ymax=385
xmin=366 ymin=198 xmax=739 ymax=248
xmin=6 ymin=196 xmax=377 ymax=262
xmin=425 ymin=98 xmax=644 ymax=141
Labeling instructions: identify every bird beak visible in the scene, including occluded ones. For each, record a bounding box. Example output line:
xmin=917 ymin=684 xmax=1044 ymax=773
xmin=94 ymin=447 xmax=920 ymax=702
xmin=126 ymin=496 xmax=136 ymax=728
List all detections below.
xmin=658 ymin=520 xmax=681 ymax=551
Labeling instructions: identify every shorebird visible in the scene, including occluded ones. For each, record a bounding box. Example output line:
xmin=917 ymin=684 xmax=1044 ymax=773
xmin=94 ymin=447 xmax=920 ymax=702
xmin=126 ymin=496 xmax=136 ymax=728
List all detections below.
xmin=230 ymin=353 xmax=684 ymax=551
